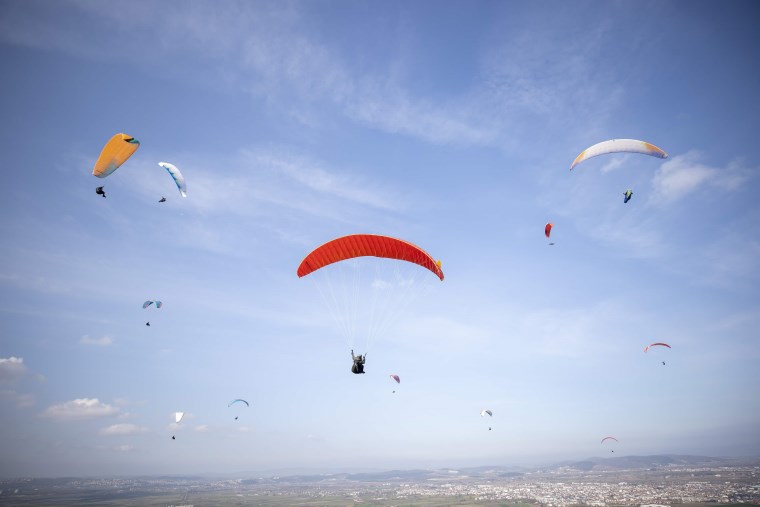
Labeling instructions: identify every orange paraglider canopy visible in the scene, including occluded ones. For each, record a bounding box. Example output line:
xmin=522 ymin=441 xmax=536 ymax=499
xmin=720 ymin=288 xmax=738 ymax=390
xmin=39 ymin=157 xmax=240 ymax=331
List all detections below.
xmin=297 ymin=234 xmax=444 ymax=281
xmin=545 ymin=223 xmax=553 ymax=238
xmin=92 ymin=133 xmax=140 ymax=178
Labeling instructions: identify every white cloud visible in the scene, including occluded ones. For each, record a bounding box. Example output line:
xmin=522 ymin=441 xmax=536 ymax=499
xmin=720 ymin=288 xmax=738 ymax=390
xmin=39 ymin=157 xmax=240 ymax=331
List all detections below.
xmin=100 ymin=423 xmax=147 ymax=436
xmin=80 ymin=335 xmax=114 ymax=346
xmin=0 ymin=357 xmax=27 ymax=383
xmin=194 ymin=425 xmax=209 ymax=432
xmin=42 ymin=398 xmax=119 ymax=420
xmin=651 ymin=151 xmax=751 ymax=203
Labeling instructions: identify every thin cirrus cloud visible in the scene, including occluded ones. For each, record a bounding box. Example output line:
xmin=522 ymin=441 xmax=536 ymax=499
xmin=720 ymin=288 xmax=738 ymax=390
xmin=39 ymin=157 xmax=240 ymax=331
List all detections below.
xmin=80 ymin=335 xmax=114 ymax=346
xmin=100 ymin=423 xmax=148 ymax=436
xmin=650 ymin=151 xmax=750 ymax=203
xmin=0 ymin=1 xmax=539 ymax=149
xmin=42 ymin=398 xmax=119 ymax=420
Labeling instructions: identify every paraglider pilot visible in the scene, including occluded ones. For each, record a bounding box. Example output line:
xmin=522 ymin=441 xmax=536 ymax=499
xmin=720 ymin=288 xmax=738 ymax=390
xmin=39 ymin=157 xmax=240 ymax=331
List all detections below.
xmin=96 ymin=186 xmax=106 ymax=198
xmin=351 ymin=349 xmax=366 ymax=374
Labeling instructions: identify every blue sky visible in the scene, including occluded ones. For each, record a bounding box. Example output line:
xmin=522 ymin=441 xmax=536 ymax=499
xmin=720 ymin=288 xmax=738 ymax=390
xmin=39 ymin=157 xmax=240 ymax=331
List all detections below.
xmin=0 ymin=0 xmax=758 ymax=477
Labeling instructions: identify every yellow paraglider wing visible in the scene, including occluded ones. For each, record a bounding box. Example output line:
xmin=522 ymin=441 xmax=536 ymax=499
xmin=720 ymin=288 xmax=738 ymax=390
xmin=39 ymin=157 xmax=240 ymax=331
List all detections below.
xmin=92 ymin=133 xmax=140 ymax=178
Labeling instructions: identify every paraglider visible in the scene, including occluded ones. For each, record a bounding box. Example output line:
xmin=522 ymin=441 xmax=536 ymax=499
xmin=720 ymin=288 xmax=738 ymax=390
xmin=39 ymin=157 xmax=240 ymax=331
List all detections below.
xmin=228 ymin=399 xmax=249 ymax=420
xmin=645 ymin=342 xmax=671 ymax=365
xmin=570 ymin=139 xmax=668 ymax=171
xmin=95 ymin=186 xmax=106 ymax=198
xmin=624 ymin=189 xmax=633 ymax=203
xmin=145 ymin=322 xmax=150 ymax=327
xmin=92 ymin=133 xmax=140 ymax=178
xmin=158 ymin=162 xmax=187 ymax=198
xmin=481 ymin=410 xmax=492 ymax=431
xmin=644 ymin=342 xmax=671 ymax=353
xmin=351 ymin=350 xmax=366 ymax=374
xmin=172 ymin=412 xmax=184 ymax=440
xmin=601 ymin=436 xmax=618 ymax=452
xmin=545 ymin=223 xmax=553 ymax=238
xmin=298 ymin=234 xmax=444 ymax=359
xmin=143 ymin=300 xmax=162 ymax=309
xmin=159 ymin=197 xmax=166 ymax=203
xmin=390 ymin=374 xmax=400 ymax=393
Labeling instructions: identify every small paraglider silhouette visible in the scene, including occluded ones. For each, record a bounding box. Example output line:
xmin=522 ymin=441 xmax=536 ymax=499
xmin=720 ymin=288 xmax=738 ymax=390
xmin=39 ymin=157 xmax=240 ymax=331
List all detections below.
xmin=235 ymin=416 xmax=239 ymax=420
xmin=549 ymin=242 xmax=555 ymax=246
xmin=159 ymin=197 xmax=166 ymax=203
xmin=389 ymin=374 xmax=400 ymax=393
xmin=171 ymin=436 xmax=175 ymax=440
xmin=146 ymin=322 xmax=150 ymax=326
xmin=623 ymin=189 xmax=633 ymax=203
xmin=95 ymin=186 xmax=106 ymax=198
xmin=489 ymin=427 xmax=492 ymax=431
xmin=662 ymin=361 xmax=666 ymax=366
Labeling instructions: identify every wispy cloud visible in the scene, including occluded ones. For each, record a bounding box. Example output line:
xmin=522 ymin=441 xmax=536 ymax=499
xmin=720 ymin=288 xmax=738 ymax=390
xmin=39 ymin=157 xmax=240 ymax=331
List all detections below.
xmin=651 ymin=151 xmax=751 ymax=203
xmin=42 ymin=398 xmax=119 ymax=420
xmin=80 ymin=335 xmax=114 ymax=346
xmin=0 ymin=356 xmax=27 ymax=383
xmin=0 ymin=389 xmax=35 ymax=408
xmin=0 ymin=273 xmax=72 ymax=295
xmin=0 ymin=1 xmax=622 ymax=151
xmin=100 ymin=423 xmax=148 ymax=436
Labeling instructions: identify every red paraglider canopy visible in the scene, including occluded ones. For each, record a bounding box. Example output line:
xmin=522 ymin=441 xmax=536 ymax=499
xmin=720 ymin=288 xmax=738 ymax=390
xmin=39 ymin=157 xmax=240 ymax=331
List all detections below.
xmin=545 ymin=223 xmax=553 ymax=238
xmin=297 ymin=234 xmax=444 ymax=281
xmin=644 ymin=342 xmax=671 ymax=353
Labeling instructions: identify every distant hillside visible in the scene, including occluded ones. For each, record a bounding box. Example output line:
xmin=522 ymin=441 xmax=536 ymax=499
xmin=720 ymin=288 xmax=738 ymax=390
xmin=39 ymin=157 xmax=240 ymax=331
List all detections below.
xmin=553 ymin=454 xmax=753 ymax=471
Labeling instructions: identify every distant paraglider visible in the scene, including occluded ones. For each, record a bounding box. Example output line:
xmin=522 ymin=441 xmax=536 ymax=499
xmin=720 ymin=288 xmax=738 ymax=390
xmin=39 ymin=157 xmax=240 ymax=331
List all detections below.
xmin=92 ymin=133 xmax=140 ymax=178
xmin=228 ymin=399 xmax=249 ymax=421
xmin=624 ymin=189 xmax=633 ymax=203
xmin=601 ymin=436 xmax=618 ymax=452
xmin=481 ymin=409 xmax=493 ymax=430
xmin=545 ymin=223 xmax=553 ymax=239
xmin=159 ymin=197 xmax=166 ymax=203
xmin=390 ymin=374 xmax=400 ymax=393
xmin=645 ymin=342 xmax=671 ymax=366
xmin=158 ymin=162 xmax=187 ymax=198
xmin=172 ymin=411 xmax=184 ymax=440
xmin=570 ymin=139 xmax=668 ymax=171
xmin=143 ymin=300 xmax=163 ymax=309
xmin=644 ymin=342 xmax=671 ymax=353
xmin=95 ymin=186 xmax=106 ymax=198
